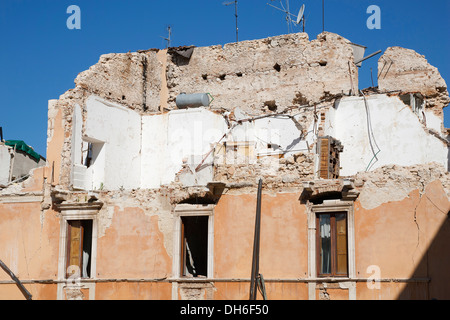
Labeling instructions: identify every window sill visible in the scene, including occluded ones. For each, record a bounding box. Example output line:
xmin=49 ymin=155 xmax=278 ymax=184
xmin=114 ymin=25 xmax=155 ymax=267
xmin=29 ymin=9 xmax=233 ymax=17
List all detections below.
xmin=169 ymin=277 xmax=213 ymax=283
xmin=310 ymin=277 xmax=353 ymax=282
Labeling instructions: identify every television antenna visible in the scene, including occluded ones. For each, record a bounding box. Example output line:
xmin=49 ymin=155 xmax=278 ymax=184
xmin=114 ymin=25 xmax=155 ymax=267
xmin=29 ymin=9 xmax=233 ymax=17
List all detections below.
xmin=267 ymin=1 xmax=306 ymax=33
xmin=223 ymin=1 xmax=239 ymax=43
xmin=160 ymin=25 xmax=172 ymax=49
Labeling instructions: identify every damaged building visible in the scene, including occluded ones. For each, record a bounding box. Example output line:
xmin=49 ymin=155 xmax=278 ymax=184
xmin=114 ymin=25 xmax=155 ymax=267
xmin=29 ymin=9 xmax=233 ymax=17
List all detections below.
xmin=0 ymin=31 xmax=449 ymax=300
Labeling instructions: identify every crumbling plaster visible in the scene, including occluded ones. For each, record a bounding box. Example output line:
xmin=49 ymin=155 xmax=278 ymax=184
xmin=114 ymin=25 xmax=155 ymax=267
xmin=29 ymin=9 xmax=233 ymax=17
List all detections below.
xmin=2 ymin=31 xmax=448 ymax=203
xmin=354 ymin=162 xmax=450 ymax=210
xmin=378 ymin=46 xmax=450 ymax=119
xmin=379 ymin=47 xmax=449 ymax=98
xmin=325 ymin=94 xmax=449 ymax=177
xmin=166 ymin=32 xmax=358 ymax=114
xmin=49 ymin=32 xmax=358 ymax=190
xmin=1 ymin=30 xmax=450 ymax=300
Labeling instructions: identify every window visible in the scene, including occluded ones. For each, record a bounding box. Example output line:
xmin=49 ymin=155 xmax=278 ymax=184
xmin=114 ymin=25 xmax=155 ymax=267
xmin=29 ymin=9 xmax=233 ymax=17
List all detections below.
xmin=316 ymin=212 xmax=348 ymax=277
xmin=399 ymin=93 xmax=424 ymax=120
xmin=180 ymin=216 xmax=208 ymax=277
xmin=173 ymin=204 xmax=214 ymax=279
xmin=66 ymin=219 xmax=93 ymax=279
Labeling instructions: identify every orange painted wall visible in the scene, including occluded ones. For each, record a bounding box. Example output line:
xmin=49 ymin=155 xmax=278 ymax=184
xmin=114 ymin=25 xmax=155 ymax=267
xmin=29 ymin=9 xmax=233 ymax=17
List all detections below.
xmin=213 ymin=282 xmax=309 ymax=300
xmin=214 ymin=193 xmax=308 ymax=281
xmin=0 ymin=203 xmax=60 ymax=281
xmin=0 ymin=202 xmax=60 ymax=299
xmin=354 ymin=180 xmax=450 ymax=299
xmin=1 ymin=180 xmax=448 ymax=300
xmin=95 ymin=282 xmax=172 ymax=300
xmin=95 ymin=206 xmax=172 ymax=280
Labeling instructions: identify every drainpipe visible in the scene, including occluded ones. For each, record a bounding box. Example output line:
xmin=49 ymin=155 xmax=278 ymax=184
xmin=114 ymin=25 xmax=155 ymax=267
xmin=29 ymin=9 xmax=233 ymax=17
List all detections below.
xmin=0 ymin=259 xmax=32 ymax=300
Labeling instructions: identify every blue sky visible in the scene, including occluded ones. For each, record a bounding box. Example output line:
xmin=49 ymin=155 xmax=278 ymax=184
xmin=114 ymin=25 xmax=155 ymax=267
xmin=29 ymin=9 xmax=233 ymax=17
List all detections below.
xmin=1 ymin=0 xmax=449 ymax=158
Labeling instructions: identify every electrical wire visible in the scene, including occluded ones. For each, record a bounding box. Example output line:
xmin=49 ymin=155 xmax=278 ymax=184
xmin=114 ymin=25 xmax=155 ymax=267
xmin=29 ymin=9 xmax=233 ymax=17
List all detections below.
xmin=360 ymin=90 xmax=381 ymax=171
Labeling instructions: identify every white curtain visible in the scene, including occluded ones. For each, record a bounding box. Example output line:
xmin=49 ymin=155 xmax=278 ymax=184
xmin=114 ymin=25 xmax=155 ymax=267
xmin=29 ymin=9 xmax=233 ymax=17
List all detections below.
xmin=320 ymin=216 xmax=331 ymax=274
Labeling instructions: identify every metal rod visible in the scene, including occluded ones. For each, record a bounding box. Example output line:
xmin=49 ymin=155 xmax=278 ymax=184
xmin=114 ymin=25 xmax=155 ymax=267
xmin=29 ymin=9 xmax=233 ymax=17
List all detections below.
xmin=354 ymin=50 xmax=382 ymax=65
xmin=322 ymin=0 xmax=325 ymax=32
xmin=286 ymin=0 xmax=290 ymax=33
xmin=371 ymin=68 xmax=374 ymax=87
xmin=267 ymin=3 xmax=296 ymax=17
xmin=235 ymin=1 xmax=239 ymax=42
xmin=249 ymin=178 xmax=263 ymax=300
xmin=0 ymin=259 xmax=32 ymax=300
xmin=224 ymin=1 xmax=239 ymax=43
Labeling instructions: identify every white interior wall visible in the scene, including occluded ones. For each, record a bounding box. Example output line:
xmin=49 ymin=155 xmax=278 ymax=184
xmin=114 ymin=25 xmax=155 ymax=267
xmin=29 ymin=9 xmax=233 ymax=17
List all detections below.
xmin=141 ymin=113 xmax=168 ymax=189
xmin=0 ymin=145 xmax=11 ymax=185
xmin=75 ymin=93 xmax=447 ymax=190
xmin=253 ymin=116 xmax=308 ymax=157
xmin=141 ymin=108 xmax=228 ymax=188
xmin=84 ymin=96 xmax=141 ymax=190
xmin=424 ymin=110 xmax=443 ymax=133
xmin=327 ymin=95 xmax=448 ymax=176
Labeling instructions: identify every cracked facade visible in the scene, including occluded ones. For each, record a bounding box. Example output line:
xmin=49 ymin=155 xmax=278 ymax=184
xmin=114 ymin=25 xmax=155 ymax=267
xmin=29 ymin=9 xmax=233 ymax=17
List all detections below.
xmin=0 ymin=32 xmax=449 ymax=300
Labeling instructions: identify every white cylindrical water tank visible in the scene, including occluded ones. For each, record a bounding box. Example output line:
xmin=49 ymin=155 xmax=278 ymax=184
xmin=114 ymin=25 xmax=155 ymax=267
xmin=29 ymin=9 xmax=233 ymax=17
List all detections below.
xmin=176 ymin=93 xmax=210 ymax=108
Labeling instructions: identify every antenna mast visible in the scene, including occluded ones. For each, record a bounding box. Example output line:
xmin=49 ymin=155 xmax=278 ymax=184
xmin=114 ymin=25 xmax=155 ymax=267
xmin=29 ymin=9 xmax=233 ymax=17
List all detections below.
xmin=322 ymin=0 xmax=325 ymax=32
xmin=223 ymin=1 xmax=239 ymax=43
xmin=161 ymin=25 xmax=172 ymax=49
xmin=267 ymin=1 xmax=305 ymax=34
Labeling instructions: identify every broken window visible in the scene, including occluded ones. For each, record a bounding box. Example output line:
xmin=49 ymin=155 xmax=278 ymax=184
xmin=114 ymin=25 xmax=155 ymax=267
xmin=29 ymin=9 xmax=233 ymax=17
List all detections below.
xmin=317 ymin=136 xmax=343 ymax=179
xmin=316 ymin=212 xmax=348 ymax=277
xmin=180 ymin=216 xmax=208 ymax=277
xmin=66 ymin=219 xmax=93 ymax=279
xmin=399 ymin=93 xmax=424 ymax=120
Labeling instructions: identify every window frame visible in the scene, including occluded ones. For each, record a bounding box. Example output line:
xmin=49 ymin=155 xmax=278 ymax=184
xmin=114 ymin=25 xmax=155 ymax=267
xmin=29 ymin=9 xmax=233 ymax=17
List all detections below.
xmin=315 ymin=211 xmax=348 ymax=277
xmin=65 ymin=219 xmax=93 ymax=279
xmin=308 ymin=200 xmax=355 ymax=281
xmin=180 ymin=215 xmax=209 ymax=278
xmin=57 ymin=202 xmax=101 ymax=282
xmin=173 ymin=204 xmax=215 ymax=279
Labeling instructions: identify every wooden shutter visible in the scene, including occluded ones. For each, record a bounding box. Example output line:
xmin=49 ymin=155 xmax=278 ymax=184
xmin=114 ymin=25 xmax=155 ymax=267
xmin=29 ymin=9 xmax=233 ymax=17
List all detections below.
xmin=318 ymin=136 xmax=343 ymax=179
xmin=66 ymin=220 xmax=84 ymax=278
xmin=318 ymin=137 xmax=330 ymax=179
xmin=335 ymin=213 xmax=348 ymax=275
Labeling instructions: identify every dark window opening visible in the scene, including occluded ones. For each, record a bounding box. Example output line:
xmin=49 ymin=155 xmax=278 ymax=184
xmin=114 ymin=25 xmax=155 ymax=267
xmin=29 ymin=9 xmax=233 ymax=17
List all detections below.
xmin=399 ymin=93 xmax=424 ymax=119
xmin=316 ymin=212 xmax=348 ymax=277
xmin=179 ymin=196 xmax=217 ymax=205
xmin=181 ymin=216 xmax=208 ymax=277
xmin=273 ymin=63 xmax=281 ymax=72
xmin=84 ymin=143 xmax=93 ymax=168
xmin=66 ymin=219 xmax=93 ymax=279
xmin=309 ymin=191 xmax=342 ymax=205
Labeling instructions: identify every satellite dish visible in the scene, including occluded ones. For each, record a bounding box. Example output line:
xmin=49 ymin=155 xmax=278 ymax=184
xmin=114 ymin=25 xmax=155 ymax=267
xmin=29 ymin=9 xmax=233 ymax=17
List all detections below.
xmin=267 ymin=1 xmax=306 ymax=33
xmin=296 ymin=4 xmax=305 ymax=24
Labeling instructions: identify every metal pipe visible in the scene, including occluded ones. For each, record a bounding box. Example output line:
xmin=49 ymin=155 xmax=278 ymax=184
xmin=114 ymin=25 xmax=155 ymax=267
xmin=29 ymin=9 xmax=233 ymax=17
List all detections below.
xmin=322 ymin=0 xmax=325 ymax=32
xmin=249 ymin=178 xmax=262 ymax=300
xmin=0 ymin=259 xmax=32 ymax=300
xmin=354 ymin=50 xmax=382 ymax=65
